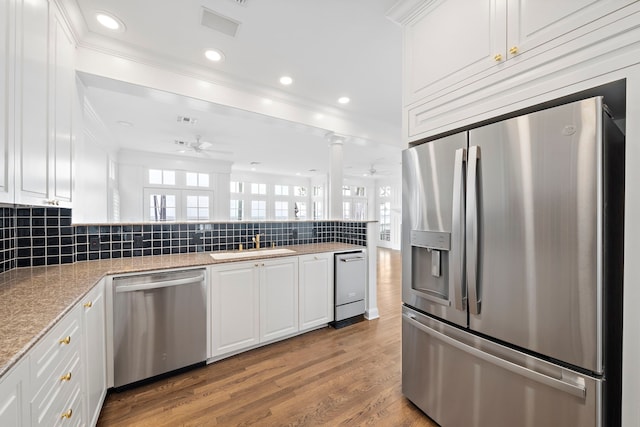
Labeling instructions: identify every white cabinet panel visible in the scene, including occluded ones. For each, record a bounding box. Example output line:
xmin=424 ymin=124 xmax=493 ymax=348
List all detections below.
xmin=0 ymin=358 xmax=29 ymax=427
xmin=16 ymin=0 xmax=49 ymax=204
xmin=0 ymin=0 xmax=14 ymax=203
xmin=50 ymin=7 xmax=74 ymax=205
xmin=299 ymin=253 xmax=333 ymax=331
xmin=260 ymin=258 xmax=298 ymax=342
xmin=507 ymin=0 xmax=638 ymax=56
xmin=210 ymin=262 xmax=260 ymax=356
xmin=404 ymin=0 xmax=505 ymax=105
xmin=81 ymin=281 xmax=106 ymax=427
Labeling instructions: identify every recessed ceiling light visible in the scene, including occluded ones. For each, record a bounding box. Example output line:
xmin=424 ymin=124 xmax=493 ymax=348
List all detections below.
xmin=296 ymin=172 xmax=301 ymax=176
xmin=96 ymin=12 xmax=125 ymax=32
xmin=315 ymin=113 xmax=324 ymax=120
xmin=279 ymin=76 xmax=293 ymax=86
xmin=338 ymin=96 xmax=350 ymax=104
xmin=251 ymin=167 xmax=256 ymax=171
xmin=204 ymin=49 xmax=225 ymax=62
xmin=262 ymin=98 xmax=273 ymax=105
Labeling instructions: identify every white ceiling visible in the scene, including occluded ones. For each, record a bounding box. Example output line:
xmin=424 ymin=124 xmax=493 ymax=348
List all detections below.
xmin=63 ymin=0 xmax=404 ymax=178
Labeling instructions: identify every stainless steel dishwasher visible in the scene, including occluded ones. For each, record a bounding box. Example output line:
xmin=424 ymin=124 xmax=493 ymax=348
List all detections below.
xmin=333 ymin=251 xmax=366 ymax=328
xmin=112 ymin=269 xmax=206 ymax=388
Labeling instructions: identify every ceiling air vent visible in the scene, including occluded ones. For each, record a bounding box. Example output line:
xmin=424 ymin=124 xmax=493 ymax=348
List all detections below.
xmin=177 ymin=116 xmax=197 ymax=125
xmin=229 ymin=0 xmax=249 ymax=6
xmin=201 ymin=7 xmax=241 ymax=37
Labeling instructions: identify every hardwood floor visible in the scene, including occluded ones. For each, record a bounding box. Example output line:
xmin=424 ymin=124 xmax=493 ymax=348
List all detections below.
xmin=97 ymin=248 xmax=437 ymax=426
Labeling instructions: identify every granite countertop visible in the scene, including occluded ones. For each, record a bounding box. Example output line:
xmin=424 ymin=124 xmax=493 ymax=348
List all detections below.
xmin=0 ymin=242 xmax=361 ymax=378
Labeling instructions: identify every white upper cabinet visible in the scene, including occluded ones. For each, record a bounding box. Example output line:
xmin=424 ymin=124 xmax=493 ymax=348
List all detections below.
xmin=403 ymin=0 xmax=506 ymax=106
xmin=13 ymin=0 xmax=75 ymax=207
xmin=50 ymin=4 xmax=74 ymax=206
xmin=395 ymin=0 xmax=639 ymax=138
xmin=0 ymin=0 xmax=14 ymax=204
xmin=15 ymin=0 xmax=50 ymax=206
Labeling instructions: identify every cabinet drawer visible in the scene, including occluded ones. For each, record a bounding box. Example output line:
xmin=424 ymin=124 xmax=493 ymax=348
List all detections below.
xmin=31 ymin=349 xmax=81 ymax=426
xmin=32 ymin=379 xmax=82 ymax=427
xmin=30 ymin=305 xmax=81 ymax=394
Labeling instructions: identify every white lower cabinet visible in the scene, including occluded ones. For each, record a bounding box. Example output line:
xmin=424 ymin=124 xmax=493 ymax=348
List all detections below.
xmin=298 ymin=253 xmax=333 ymax=331
xmin=259 ymin=259 xmax=299 ymax=342
xmin=210 ymin=261 xmax=261 ymax=357
xmin=0 ymin=358 xmax=29 ymax=426
xmin=81 ymin=280 xmax=106 ymax=427
xmin=210 ymin=257 xmax=299 ymax=357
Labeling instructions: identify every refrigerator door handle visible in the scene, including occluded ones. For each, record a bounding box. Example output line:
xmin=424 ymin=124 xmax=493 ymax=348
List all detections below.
xmin=451 ymin=148 xmax=466 ymax=311
xmin=466 ymin=145 xmax=481 ymax=315
xmin=403 ymin=313 xmax=587 ymax=399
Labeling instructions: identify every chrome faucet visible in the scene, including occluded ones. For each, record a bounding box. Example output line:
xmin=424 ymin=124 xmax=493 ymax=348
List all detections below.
xmin=252 ymin=233 xmax=264 ymax=249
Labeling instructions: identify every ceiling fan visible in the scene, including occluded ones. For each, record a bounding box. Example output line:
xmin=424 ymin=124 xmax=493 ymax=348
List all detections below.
xmin=365 ymin=163 xmax=391 ymax=176
xmin=173 ymin=135 xmax=233 ymax=156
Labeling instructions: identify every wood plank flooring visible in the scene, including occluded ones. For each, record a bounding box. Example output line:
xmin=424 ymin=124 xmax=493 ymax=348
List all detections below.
xmin=97 ymin=248 xmax=437 ymax=426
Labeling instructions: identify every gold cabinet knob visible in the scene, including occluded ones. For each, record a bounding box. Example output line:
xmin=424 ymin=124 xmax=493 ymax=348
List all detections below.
xmin=60 ymin=409 xmax=73 ymax=419
xmin=494 ymin=53 xmax=503 ymax=62
xmin=60 ymin=372 xmax=72 ymax=382
xmin=59 ymin=336 xmax=71 ymax=345
xmin=83 ymin=301 xmax=93 ymax=308
xmin=509 ymin=46 xmax=518 ymax=55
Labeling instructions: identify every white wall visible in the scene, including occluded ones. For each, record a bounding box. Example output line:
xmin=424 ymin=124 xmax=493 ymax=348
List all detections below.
xmin=72 ymin=81 xmax=115 ymax=223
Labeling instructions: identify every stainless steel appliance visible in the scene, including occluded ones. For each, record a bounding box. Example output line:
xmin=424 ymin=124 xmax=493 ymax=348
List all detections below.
xmin=402 ymin=97 xmax=624 ymax=426
xmin=113 ymin=269 xmax=207 ymax=388
xmin=333 ymin=251 xmax=366 ymax=328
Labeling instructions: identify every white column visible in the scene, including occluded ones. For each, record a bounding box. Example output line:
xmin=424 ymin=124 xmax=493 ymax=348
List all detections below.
xmin=327 ymin=134 xmax=344 ymax=219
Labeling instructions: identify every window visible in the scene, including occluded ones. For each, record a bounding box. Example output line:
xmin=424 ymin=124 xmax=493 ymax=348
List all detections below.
xmin=186 ymin=195 xmax=210 ymax=220
xmin=379 ymin=186 xmax=391 ymax=197
xmin=343 ymin=201 xmax=351 ymax=219
xmin=251 ymin=200 xmax=266 ymax=219
xmin=354 ymin=186 xmax=366 ymax=197
xmin=342 ymin=185 xmax=351 ymax=196
xmin=251 ymin=183 xmax=267 ymax=195
xmin=352 ymin=201 xmax=367 ymax=220
xmin=293 ymin=186 xmax=307 ymax=197
xmin=313 ymin=185 xmax=323 ymax=197
xmin=149 ymin=169 xmax=175 ymax=185
xmin=148 ymin=192 xmax=177 ymax=221
xmin=380 ymin=202 xmax=391 ymax=241
xmin=274 ymin=185 xmax=289 ymax=196
xmin=230 ymin=181 xmax=244 ymax=193
xmin=313 ymin=201 xmax=323 ymax=220
xmin=294 ymin=202 xmax=307 ymax=219
xmin=274 ymin=201 xmax=289 ymax=219
xmin=230 ymin=200 xmax=244 ymax=220
xmin=186 ymin=172 xmax=210 ymax=187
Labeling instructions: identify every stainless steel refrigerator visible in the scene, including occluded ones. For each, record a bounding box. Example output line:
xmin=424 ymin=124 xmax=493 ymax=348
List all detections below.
xmin=401 ymin=96 xmax=624 ymax=427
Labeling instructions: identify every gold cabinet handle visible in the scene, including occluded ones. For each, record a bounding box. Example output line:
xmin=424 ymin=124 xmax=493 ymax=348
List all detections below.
xmin=60 ymin=372 xmax=72 ymax=382
xmin=494 ymin=53 xmax=503 ymax=62
xmin=60 ymin=409 xmax=73 ymax=419
xmin=509 ymin=46 xmax=518 ymax=55
xmin=83 ymin=301 xmax=93 ymax=308
xmin=59 ymin=336 xmax=71 ymax=345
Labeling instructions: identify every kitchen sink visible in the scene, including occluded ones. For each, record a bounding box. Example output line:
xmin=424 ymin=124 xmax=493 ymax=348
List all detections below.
xmin=210 ymin=248 xmax=296 ymax=260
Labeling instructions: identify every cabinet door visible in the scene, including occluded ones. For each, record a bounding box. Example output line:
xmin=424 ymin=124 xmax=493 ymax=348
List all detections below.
xmin=210 ymin=262 xmax=260 ymax=356
xmin=299 ymin=253 xmax=333 ymax=331
xmin=0 ymin=358 xmax=29 ymax=426
xmin=404 ymin=0 xmax=506 ymax=106
xmin=260 ymin=258 xmax=298 ymax=342
xmin=0 ymin=0 xmax=14 ymax=204
xmin=50 ymin=5 xmax=73 ymax=206
xmin=81 ymin=281 xmax=106 ymax=427
xmin=507 ymin=0 xmax=637 ymax=57
xmin=15 ymin=0 xmax=50 ymax=206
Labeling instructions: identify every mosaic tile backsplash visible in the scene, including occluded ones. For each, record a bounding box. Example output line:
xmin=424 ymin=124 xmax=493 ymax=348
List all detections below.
xmin=0 ymin=207 xmax=367 ymax=271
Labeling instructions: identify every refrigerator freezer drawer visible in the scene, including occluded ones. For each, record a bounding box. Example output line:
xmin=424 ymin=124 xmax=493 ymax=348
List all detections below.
xmin=402 ymin=306 xmax=601 ymax=427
